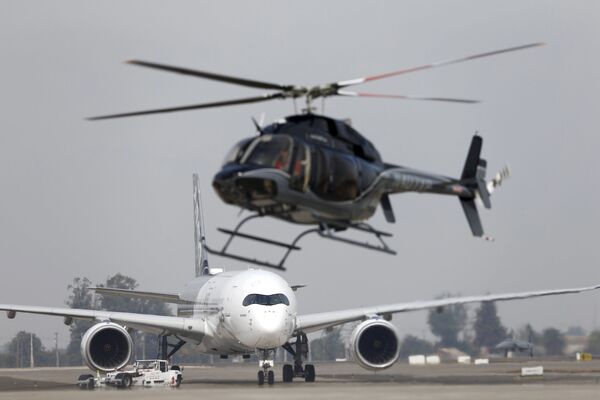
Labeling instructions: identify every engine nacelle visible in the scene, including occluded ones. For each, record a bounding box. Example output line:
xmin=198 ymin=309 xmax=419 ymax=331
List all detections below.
xmin=80 ymin=322 xmax=133 ymax=372
xmin=350 ymin=319 xmax=399 ymax=371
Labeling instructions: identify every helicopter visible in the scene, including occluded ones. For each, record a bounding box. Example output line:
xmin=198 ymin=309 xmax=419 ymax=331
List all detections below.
xmin=89 ymin=43 xmax=542 ymax=270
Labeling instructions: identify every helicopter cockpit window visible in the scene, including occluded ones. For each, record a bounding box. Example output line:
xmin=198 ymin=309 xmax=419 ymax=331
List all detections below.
xmin=242 ymin=293 xmax=290 ymax=307
xmin=223 ymin=138 xmax=253 ymax=166
xmin=242 ymin=135 xmax=294 ymax=172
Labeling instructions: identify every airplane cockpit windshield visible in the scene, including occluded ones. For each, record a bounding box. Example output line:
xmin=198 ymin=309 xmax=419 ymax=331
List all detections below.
xmin=241 ymin=135 xmax=294 ymax=171
xmin=242 ymin=293 xmax=290 ymax=306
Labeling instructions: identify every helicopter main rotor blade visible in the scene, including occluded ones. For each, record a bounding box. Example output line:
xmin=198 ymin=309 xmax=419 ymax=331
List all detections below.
xmin=336 ymin=90 xmax=480 ymax=104
xmin=335 ymin=42 xmax=545 ymax=89
xmin=127 ymin=60 xmax=293 ymax=92
xmin=87 ymin=93 xmax=284 ymax=120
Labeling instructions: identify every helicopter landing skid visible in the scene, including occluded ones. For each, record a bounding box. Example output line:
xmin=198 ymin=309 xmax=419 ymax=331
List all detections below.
xmin=317 ymin=221 xmax=397 ymax=256
xmin=204 ymin=214 xmax=397 ymax=270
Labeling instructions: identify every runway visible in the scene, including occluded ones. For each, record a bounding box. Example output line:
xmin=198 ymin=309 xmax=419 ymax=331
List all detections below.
xmin=0 ymin=360 xmax=598 ymax=399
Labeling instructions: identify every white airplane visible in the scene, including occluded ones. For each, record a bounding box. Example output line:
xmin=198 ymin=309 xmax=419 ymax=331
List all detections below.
xmin=1 ymin=174 xmax=599 ymax=385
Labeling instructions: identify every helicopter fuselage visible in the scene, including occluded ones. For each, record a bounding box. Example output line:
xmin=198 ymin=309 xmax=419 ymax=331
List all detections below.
xmin=212 ymin=114 xmax=475 ymax=225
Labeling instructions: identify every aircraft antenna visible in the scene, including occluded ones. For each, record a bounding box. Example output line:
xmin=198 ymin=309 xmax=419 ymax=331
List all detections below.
xmin=193 ymin=173 xmax=209 ymax=276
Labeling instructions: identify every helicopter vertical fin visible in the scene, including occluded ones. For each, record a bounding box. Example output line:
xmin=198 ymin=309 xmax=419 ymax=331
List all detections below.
xmin=459 ymin=198 xmax=484 ymax=237
xmin=193 ymin=173 xmax=210 ymax=277
xmin=380 ymin=193 xmax=396 ymax=223
xmin=461 ymin=134 xmax=491 ymax=208
xmin=461 ymin=135 xmax=483 ymax=180
xmin=458 ymin=135 xmax=488 ymax=236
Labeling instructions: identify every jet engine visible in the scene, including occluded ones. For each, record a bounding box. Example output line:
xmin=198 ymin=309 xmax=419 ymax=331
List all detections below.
xmin=350 ymin=319 xmax=399 ymax=370
xmin=80 ymin=322 xmax=133 ymax=372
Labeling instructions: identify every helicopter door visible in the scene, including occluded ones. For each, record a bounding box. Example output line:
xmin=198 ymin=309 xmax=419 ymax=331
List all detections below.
xmin=289 ymin=143 xmax=310 ymax=192
xmin=312 ymin=149 xmax=359 ymax=201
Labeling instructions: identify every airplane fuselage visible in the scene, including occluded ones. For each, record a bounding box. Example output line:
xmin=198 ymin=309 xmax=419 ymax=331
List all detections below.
xmin=175 ymin=269 xmax=297 ymax=355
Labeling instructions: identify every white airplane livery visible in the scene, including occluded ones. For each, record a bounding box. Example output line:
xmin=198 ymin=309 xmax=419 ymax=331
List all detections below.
xmin=1 ymin=174 xmax=599 ymax=385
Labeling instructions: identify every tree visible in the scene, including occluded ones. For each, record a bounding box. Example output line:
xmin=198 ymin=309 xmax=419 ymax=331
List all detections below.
xmin=517 ymin=323 xmax=540 ymax=345
xmin=64 ymin=274 xmax=175 ymax=364
xmin=473 ymin=302 xmax=507 ymax=351
xmin=542 ymin=328 xmax=565 ymax=355
xmin=96 ymin=273 xmax=171 ymax=316
xmin=427 ymin=294 xmax=467 ymax=348
xmin=399 ymin=335 xmax=434 ymax=359
xmin=65 ymin=277 xmax=96 ymax=365
xmin=310 ymin=329 xmax=345 ymax=361
xmin=96 ymin=273 xmax=172 ymax=360
xmin=585 ymin=330 xmax=600 ymax=354
xmin=7 ymin=331 xmax=54 ymax=368
xmin=565 ymin=326 xmax=586 ymax=336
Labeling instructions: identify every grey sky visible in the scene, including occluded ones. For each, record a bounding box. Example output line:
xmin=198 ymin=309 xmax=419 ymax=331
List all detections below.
xmin=0 ymin=1 xmax=599 ymax=348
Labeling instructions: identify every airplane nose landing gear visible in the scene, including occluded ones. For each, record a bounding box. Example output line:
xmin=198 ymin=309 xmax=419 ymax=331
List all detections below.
xmin=282 ymin=333 xmax=316 ymax=382
xmin=257 ymin=349 xmax=276 ymax=386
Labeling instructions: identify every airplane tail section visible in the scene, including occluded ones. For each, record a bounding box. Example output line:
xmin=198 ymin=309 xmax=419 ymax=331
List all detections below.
xmin=193 ymin=173 xmax=210 ymax=277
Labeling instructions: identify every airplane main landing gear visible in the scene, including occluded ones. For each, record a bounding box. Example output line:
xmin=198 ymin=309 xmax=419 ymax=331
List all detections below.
xmin=282 ymin=333 xmax=316 ymax=382
xmin=257 ymin=349 xmax=276 ymax=386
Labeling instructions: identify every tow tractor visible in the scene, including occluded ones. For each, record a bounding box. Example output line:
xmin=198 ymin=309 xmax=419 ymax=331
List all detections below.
xmin=77 ymin=359 xmax=183 ymax=389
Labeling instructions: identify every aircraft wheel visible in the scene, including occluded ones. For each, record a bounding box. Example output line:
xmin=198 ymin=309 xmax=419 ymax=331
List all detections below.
xmin=121 ymin=374 xmax=132 ymax=388
xmin=304 ymin=364 xmax=315 ymax=382
xmin=267 ymin=370 xmax=275 ymax=385
xmin=77 ymin=374 xmax=95 ymax=390
xmin=257 ymin=370 xmax=265 ymax=386
xmin=282 ymin=364 xmax=293 ymax=382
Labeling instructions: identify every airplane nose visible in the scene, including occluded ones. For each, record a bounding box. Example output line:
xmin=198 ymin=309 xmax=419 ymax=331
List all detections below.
xmin=255 ymin=309 xmax=288 ymax=347
xmin=237 ymin=307 xmax=290 ymax=349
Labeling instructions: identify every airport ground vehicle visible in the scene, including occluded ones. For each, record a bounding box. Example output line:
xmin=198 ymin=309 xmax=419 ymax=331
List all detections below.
xmin=77 ymin=359 xmax=182 ymax=389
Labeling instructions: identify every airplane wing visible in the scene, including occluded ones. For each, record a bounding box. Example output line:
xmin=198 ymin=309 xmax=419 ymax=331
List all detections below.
xmin=89 ymin=287 xmax=191 ymax=304
xmin=0 ymin=304 xmax=205 ymax=338
xmin=295 ymin=284 xmax=600 ymax=334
